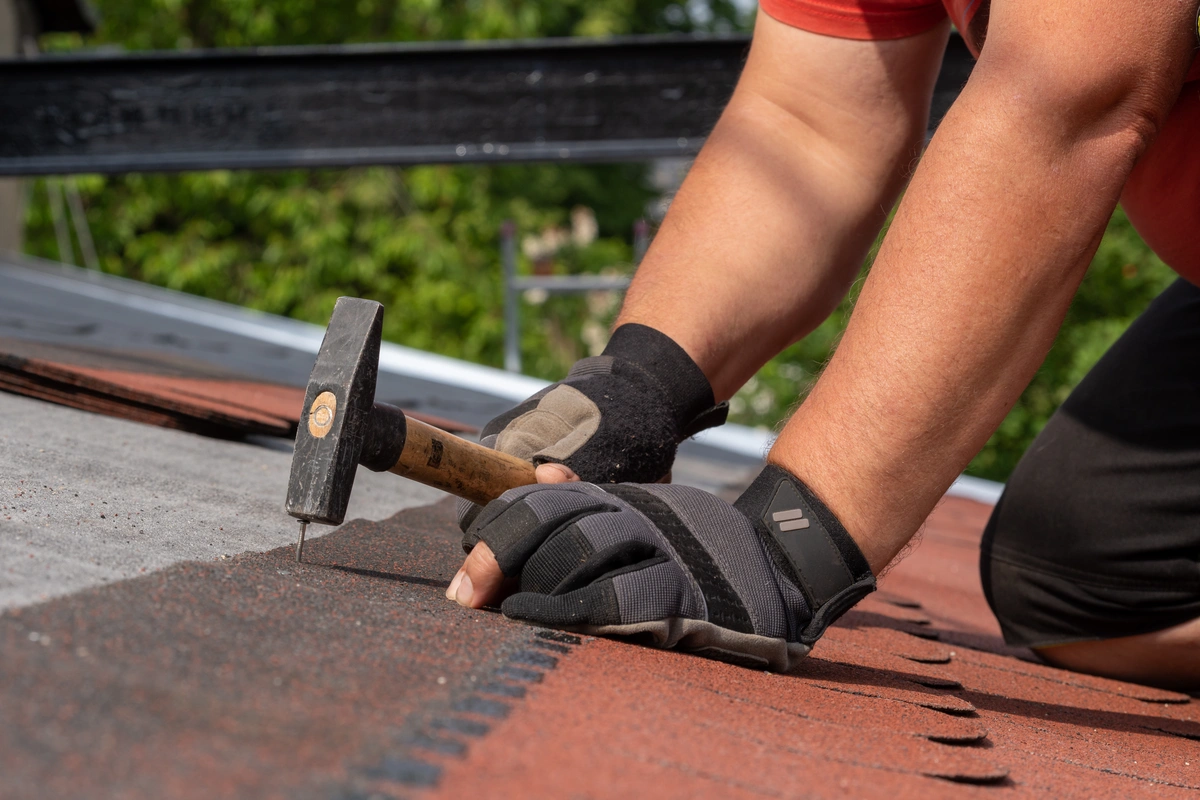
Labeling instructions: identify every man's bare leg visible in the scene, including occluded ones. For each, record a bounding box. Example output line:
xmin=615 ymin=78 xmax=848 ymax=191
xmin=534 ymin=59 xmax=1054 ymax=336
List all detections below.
xmin=1037 ymin=618 xmax=1200 ymax=692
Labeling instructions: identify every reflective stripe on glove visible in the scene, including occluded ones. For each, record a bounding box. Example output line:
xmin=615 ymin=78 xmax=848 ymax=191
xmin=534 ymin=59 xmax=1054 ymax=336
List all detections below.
xmin=462 ymin=465 xmax=876 ymax=671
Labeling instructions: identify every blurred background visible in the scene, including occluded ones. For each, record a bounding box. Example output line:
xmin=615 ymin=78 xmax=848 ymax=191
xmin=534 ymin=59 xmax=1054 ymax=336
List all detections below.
xmin=15 ymin=0 xmax=1177 ymax=482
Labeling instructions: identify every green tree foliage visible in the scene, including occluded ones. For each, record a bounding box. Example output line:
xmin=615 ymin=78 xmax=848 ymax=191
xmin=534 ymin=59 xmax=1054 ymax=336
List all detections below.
xmin=26 ymin=0 xmax=1174 ymax=481
xmin=28 ymin=164 xmax=653 ymax=370
xmin=44 ymin=0 xmax=748 ymax=50
xmin=29 ymin=0 xmax=749 ymax=369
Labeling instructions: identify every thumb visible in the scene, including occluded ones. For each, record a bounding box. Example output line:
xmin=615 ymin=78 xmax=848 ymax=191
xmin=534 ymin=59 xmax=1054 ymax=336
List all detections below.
xmin=536 ymin=462 xmax=580 ymax=484
xmin=446 ymin=541 xmax=513 ymax=609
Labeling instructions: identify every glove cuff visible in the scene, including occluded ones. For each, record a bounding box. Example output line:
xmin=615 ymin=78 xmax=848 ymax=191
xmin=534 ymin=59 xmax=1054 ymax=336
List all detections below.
xmin=601 ymin=323 xmax=727 ymax=439
xmin=735 ymin=465 xmax=876 ymax=646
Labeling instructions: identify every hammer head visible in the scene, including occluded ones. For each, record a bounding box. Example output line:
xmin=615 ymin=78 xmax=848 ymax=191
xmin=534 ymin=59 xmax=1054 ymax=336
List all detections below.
xmin=286 ymin=297 xmax=383 ymax=526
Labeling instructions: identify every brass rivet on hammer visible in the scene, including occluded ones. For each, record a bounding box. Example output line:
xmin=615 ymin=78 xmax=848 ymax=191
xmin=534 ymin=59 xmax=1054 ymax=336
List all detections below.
xmin=308 ymin=391 xmax=338 ymax=438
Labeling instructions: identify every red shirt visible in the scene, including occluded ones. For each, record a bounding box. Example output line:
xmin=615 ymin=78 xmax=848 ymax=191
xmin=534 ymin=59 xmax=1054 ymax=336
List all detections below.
xmin=759 ymin=0 xmax=989 ymax=52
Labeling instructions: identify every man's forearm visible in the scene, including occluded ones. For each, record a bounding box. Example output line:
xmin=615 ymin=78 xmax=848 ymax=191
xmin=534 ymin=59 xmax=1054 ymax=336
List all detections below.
xmin=770 ymin=47 xmax=1191 ymax=573
xmin=617 ymin=16 xmax=948 ymax=401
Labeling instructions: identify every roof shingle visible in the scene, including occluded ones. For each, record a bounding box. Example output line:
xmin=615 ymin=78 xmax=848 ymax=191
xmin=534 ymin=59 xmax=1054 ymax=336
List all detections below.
xmin=3 ymin=496 xmax=1195 ymax=799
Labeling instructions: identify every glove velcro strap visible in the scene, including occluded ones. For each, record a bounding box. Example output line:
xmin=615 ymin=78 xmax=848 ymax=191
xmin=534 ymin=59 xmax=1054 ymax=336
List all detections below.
xmin=735 ymin=466 xmax=876 ymax=646
xmin=602 ymin=323 xmax=723 ymax=440
xmin=603 ymin=484 xmax=755 ymax=634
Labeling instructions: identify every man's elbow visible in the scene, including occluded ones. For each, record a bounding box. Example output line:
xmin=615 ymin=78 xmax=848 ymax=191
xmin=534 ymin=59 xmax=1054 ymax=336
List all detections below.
xmin=964 ymin=42 xmax=1184 ymax=168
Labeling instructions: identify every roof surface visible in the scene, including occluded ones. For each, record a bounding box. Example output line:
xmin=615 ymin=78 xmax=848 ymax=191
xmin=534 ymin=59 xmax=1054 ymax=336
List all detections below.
xmin=5 ymin=254 xmax=1190 ymax=798
xmin=0 ymin=391 xmax=444 ymax=609
xmin=3 ymin=495 xmax=1196 ymax=799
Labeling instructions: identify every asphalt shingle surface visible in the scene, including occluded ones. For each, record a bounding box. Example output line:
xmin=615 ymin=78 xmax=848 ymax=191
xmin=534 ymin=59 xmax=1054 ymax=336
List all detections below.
xmin=2 ymin=500 xmax=556 ymax=800
xmin=4 ymin=495 xmax=1198 ymax=799
xmin=4 ymin=254 xmax=1191 ymax=797
xmin=432 ymin=499 xmax=1200 ymax=798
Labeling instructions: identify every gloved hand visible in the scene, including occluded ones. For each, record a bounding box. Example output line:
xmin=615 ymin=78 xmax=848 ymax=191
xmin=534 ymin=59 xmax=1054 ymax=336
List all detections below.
xmin=457 ymin=322 xmax=727 ymax=529
xmin=460 ymin=464 xmax=876 ymax=671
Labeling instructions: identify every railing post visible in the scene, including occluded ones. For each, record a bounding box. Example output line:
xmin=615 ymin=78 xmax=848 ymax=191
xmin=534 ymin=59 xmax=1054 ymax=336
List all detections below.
xmin=46 ymin=179 xmax=74 ymax=266
xmin=501 ymin=220 xmax=521 ymax=373
xmin=633 ymin=218 xmax=649 ymax=265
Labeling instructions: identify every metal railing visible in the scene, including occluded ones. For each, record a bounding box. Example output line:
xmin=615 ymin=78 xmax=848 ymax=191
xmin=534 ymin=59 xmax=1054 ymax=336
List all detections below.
xmin=502 ymin=219 xmax=649 ymax=373
xmin=0 ymin=33 xmax=972 ymax=176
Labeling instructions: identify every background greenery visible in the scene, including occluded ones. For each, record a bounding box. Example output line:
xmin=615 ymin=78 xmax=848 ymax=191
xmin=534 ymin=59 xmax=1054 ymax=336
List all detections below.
xmin=25 ymin=0 xmax=1176 ymax=481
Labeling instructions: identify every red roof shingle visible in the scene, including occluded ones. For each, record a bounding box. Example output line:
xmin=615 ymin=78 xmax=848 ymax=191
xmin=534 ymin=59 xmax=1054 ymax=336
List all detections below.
xmin=2 ymin=496 xmax=1196 ymax=799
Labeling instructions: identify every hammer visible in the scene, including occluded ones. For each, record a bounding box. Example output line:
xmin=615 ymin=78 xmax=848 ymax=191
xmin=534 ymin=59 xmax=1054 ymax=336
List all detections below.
xmin=285 ymin=297 xmax=536 ymax=561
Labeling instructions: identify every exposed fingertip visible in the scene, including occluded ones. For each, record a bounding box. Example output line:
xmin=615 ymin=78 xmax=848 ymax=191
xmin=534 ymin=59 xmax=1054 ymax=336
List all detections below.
xmin=454 ymin=573 xmax=475 ymax=607
xmin=536 ymin=463 xmax=580 ymax=484
xmin=446 ymin=568 xmax=464 ymax=600
xmin=458 ymin=542 xmax=509 ymax=608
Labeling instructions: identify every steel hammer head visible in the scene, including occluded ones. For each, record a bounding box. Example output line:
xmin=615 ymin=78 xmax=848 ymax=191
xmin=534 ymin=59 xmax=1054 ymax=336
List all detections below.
xmin=286 ymin=297 xmax=383 ymax=526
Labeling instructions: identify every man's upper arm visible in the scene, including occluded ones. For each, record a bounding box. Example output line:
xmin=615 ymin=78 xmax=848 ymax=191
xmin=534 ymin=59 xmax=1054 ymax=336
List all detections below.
xmin=734 ymin=11 xmax=949 ymax=176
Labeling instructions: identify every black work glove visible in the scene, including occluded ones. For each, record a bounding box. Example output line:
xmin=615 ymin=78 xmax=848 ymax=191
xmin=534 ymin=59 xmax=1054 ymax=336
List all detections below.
xmin=461 ymin=464 xmax=876 ymax=671
xmin=458 ymin=323 xmax=727 ymax=529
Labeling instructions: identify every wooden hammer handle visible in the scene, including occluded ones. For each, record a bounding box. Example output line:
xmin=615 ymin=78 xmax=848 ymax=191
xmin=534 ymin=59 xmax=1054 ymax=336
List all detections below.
xmin=387 ymin=416 xmax=537 ymax=506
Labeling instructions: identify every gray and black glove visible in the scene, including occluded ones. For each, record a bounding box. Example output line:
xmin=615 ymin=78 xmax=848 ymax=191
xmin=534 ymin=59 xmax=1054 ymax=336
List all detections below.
xmin=462 ymin=465 xmax=876 ymax=671
xmin=458 ymin=323 xmax=726 ymax=529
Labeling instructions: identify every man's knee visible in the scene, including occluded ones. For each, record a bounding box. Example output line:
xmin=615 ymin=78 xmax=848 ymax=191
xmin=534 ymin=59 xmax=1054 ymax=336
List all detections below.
xmin=981 ymin=279 xmax=1200 ymax=665
xmin=980 ymin=410 xmax=1200 ymax=649
xmin=982 ymin=455 xmax=1200 ymax=690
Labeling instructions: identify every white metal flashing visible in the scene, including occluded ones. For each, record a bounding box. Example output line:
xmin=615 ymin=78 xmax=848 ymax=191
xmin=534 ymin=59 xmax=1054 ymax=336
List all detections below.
xmin=3 ymin=253 xmax=1006 ymax=504
xmin=946 ymin=474 xmax=1005 ymax=505
xmin=1 ymin=254 xmax=547 ymax=399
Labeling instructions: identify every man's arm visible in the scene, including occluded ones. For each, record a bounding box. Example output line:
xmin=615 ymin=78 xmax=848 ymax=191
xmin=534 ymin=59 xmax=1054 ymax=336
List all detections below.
xmin=449 ymin=14 xmax=950 ymax=607
xmin=770 ymin=0 xmax=1200 ymax=574
xmin=617 ymin=13 xmax=950 ymax=401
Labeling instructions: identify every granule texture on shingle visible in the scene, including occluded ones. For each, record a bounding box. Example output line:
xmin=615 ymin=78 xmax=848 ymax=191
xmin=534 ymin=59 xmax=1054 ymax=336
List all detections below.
xmin=0 ymin=501 xmax=554 ymax=800
xmin=1 ymin=496 xmax=1197 ymax=799
xmin=432 ymin=497 xmax=1200 ymax=799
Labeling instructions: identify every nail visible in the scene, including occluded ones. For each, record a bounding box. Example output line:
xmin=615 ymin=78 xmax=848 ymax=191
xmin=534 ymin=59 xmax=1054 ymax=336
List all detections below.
xmin=455 ymin=573 xmax=475 ymax=607
xmin=446 ymin=569 xmax=464 ymax=600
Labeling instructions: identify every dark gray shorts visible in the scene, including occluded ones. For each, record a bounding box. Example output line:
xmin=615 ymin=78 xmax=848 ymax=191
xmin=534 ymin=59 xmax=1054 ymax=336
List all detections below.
xmin=980 ymin=278 xmax=1200 ymax=649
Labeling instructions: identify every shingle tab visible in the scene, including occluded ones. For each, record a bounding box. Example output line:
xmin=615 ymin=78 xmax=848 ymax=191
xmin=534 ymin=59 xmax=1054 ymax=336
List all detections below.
xmin=2 ymin=490 xmax=1196 ymax=798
